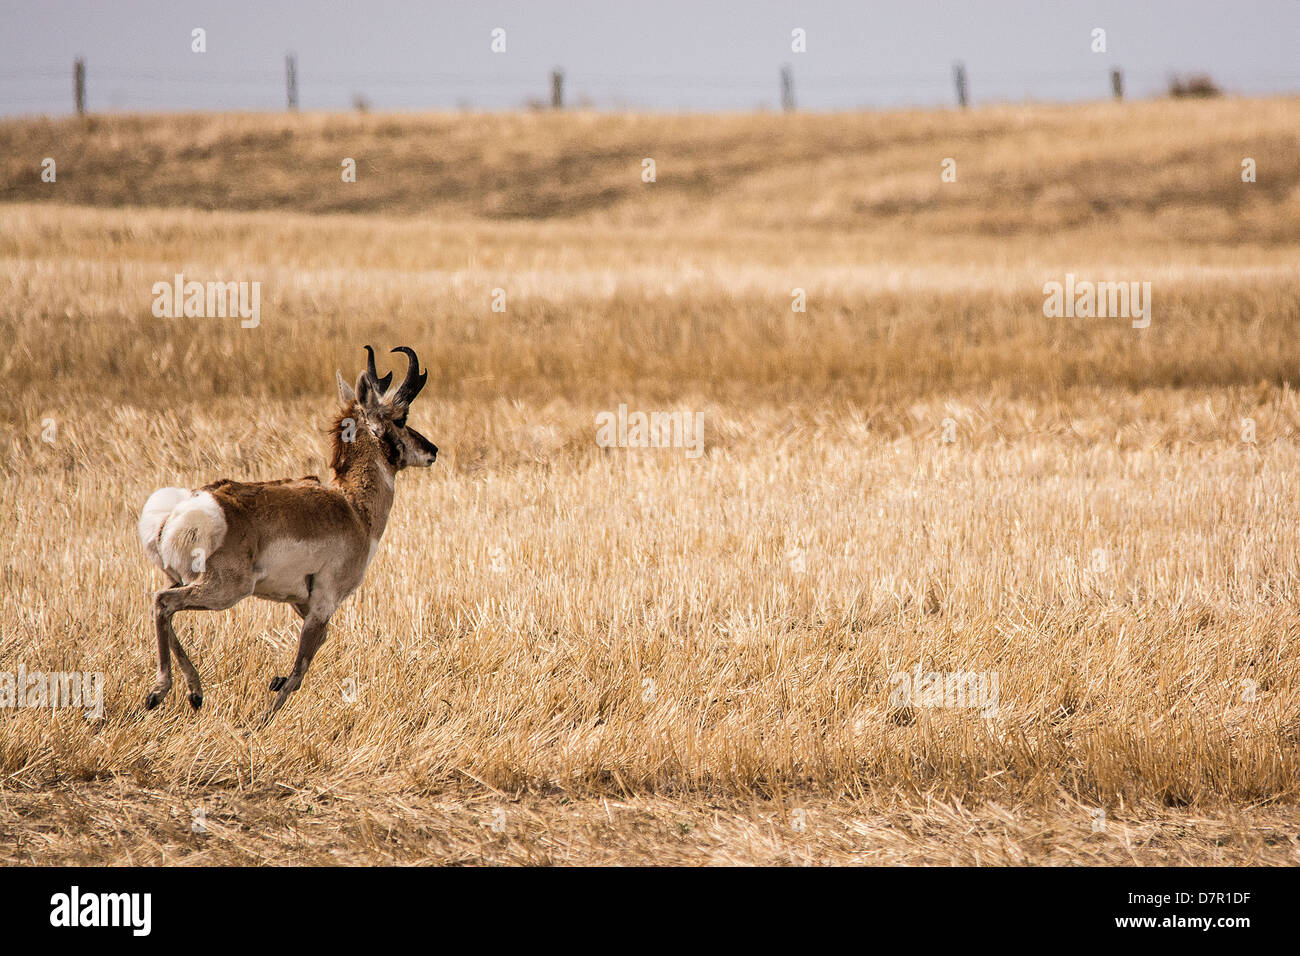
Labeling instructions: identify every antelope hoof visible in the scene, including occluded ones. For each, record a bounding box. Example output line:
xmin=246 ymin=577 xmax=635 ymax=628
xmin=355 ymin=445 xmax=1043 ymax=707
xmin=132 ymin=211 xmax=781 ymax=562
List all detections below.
xmin=269 ymin=676 xmax=287 ymax=691
xmin=188 ymin=692 xmax=203 ymax=710
xmin=144 ymin=690 xmax=166 ymax=710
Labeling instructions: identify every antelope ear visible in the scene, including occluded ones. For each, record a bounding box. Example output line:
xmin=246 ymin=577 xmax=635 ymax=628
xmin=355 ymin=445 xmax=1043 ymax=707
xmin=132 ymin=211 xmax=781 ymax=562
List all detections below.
xmin=336 ymin=370 xmax=356 ymax=404
xmin=354 ymin=371 xmax=385 ymax=414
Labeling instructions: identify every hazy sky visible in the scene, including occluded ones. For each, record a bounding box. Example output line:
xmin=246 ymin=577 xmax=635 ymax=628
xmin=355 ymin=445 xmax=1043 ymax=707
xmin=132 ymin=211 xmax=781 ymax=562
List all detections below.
xmin=2 ymin=1 xmax=1297 ymax=115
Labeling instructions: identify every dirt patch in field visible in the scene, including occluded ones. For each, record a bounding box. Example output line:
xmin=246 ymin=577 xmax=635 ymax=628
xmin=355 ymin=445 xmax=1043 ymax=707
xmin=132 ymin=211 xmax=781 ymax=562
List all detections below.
xmin=2 ymin=782 xmax=1296 ymax=865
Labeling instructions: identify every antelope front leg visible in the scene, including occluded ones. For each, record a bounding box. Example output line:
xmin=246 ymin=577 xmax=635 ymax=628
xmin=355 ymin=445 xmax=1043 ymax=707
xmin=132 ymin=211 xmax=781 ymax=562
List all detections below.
xmin=267 ymin=613 xmax=331 ymax=718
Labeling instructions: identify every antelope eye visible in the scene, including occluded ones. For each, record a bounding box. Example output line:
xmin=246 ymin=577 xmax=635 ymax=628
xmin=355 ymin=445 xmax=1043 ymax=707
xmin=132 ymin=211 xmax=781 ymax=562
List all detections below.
xmin=394 ymin=415 xmax=407 ymax=428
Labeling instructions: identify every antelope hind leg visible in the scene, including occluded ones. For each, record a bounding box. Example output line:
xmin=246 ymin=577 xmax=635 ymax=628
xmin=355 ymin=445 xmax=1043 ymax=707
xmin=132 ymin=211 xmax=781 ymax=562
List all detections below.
xmin=145 ymin=567 xmax=253 ymax=712
xmin=144 ymin=585 xmax=179 ymax=710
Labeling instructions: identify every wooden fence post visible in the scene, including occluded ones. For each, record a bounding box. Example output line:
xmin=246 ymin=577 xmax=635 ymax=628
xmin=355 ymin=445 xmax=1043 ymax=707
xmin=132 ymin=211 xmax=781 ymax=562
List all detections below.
xmin=74 ymin=57 xmax=86 ymax=115
xmin=286 ymin=53 xmax=298 ymax=111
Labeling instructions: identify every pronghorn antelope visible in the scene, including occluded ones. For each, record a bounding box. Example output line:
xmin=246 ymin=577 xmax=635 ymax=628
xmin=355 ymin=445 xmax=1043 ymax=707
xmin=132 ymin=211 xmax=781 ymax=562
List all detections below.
xmin=137 ymin=346 xmax=437 ymax=717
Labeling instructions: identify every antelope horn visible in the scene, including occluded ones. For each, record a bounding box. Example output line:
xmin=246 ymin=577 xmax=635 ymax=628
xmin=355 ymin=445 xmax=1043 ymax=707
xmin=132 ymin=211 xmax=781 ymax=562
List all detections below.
xmin=364 ymin=345 xmax=392 ymax=394
xmin=390 ymin=346 xmax=428 ymax=406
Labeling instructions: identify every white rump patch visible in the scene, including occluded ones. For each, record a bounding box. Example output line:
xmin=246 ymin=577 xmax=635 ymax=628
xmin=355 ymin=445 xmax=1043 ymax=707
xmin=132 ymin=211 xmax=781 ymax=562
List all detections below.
xmin=139 ymin=488 xmax=228 ymax=582
xmin=138 ymin=487 xmax=190 ymax=564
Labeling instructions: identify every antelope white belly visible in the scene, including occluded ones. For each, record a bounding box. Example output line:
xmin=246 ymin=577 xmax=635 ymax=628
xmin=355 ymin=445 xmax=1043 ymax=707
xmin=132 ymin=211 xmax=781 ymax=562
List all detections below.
xmin=253 ymin=538 xmax=328 ymax=603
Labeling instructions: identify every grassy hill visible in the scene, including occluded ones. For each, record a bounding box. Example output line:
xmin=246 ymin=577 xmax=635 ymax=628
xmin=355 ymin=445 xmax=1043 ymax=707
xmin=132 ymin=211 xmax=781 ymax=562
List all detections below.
xmin=2 ymin=98 xmax=1299 ymax=242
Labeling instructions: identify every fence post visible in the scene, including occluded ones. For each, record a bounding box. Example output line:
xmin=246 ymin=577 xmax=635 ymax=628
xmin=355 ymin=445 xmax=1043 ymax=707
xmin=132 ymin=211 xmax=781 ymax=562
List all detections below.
xmin=781 ymin=64 xmax=795 ymax=112
xmin=1110 ymin=67 xmax=1124 ymax=101
xmin=953 ymin=62 xmax=968 ymax=108
xmin=551 ymin=68 xmax=564 ymax=109
xmin=286 ymin=53 xmax=298 ymax=111
xmin=74 ymin=57 xmax=86 ymax=115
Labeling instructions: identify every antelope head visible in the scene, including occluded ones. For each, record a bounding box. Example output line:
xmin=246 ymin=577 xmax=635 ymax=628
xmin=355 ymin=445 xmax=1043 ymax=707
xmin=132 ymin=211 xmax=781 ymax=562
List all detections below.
xmin=338 ymin=345 xmax=438 ymax=470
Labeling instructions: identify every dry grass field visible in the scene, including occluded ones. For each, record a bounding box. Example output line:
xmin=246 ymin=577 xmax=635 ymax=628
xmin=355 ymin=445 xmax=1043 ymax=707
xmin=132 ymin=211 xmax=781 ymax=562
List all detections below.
xmin=2 ymin=98 xmax=1300 ymax=864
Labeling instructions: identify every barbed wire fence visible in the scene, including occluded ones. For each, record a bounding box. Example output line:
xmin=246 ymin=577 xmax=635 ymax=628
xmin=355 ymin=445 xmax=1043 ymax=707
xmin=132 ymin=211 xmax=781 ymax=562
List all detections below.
xmin=3 ymin=58 xmax=1300 ymax=115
